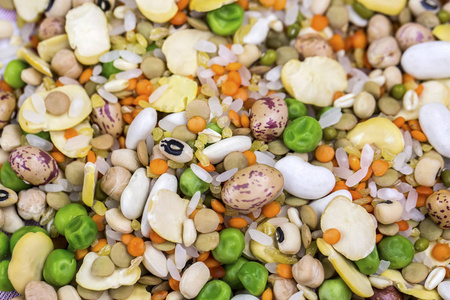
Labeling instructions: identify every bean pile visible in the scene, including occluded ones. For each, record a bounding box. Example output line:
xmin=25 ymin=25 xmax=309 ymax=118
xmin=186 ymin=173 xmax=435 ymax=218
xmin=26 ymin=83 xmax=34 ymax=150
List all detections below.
xmin=0 ymin=0 xmax=450 ymax=299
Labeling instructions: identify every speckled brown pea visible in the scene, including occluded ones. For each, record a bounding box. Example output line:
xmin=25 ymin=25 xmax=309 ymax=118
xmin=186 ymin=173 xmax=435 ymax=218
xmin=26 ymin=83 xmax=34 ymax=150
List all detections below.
xmin=250 ymin=96 xmax=288 ymax=142
xmin=395 ymin=22 xmax=434 ymax=51
xmin=426 ymin=190 xmax=450 ymax=229
xmin=294 ymin=34 xmax=334 ymax=60
xmin=38 ymin=17 xmax=65 ymax=40
xmin=91 ymin=102 xmax=124 ymax=138
xmin=221 ymin=164 xmax=284 ymax=213
xmin=9 ymin=146 xmax=59 ymax=186
xmin=0 ymin=92 xmax=16 ymax=130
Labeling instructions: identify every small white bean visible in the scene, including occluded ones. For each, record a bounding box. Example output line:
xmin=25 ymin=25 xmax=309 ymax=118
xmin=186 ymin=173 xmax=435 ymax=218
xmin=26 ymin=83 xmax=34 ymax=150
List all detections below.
xmin=182 ymin=219 xmax=197 ymax=248
xmin=143 ymin=241 xmax=168 ymax=278
xmin=438 ymin=281 xmax=450 ymax=300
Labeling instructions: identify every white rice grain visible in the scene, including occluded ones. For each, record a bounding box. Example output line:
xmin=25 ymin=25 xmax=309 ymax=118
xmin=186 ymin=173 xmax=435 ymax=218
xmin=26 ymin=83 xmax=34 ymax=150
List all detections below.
xmin=149 ymin=84 xmax=169 ymax=103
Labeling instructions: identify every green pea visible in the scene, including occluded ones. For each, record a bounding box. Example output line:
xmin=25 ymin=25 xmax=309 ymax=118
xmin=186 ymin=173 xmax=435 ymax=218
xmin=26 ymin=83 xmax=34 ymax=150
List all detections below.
xmin=441 ymin=169 xmax=450 ymax=188
xmin=102 ymin=61 xmax=121 ymax=79
xmin=286 ymin=23 xmax=301 ymax=39
xmin=323 ymin=127 xmax=337 ymax=141
xmin=0 ymin=261 xmax=14 ymax=292
xmin=147 ymin=42 xmax=158 ymax=51
xmin=377 ymin=235 xmax=415 ymax=269
xmin=352 ymin=1 xmax=374 ymax=19
xmin=390 ymin=84 xmax=407 ymax=100
xmin=43 ymin=249 xmax=77 ymax=287
xmin=222 ymin=257 xmax=248 ymax=289
xmin=0 ymin=162 xmax=32 ymax=192
xmin=10 ymin=226 xmax=48 ymax=253
xmin=283 ymin=116 xmax=323 ymax=153
xmin=0 ymin=232 xmax=9 ymax=261
xmin=237 ymin=261 xmax=268 ymax=296
xmin=414 ymin=237 xmax=430 ymax=252
xmin=260 ymin=50 xmax=277 ymax=66
xmin=65 ymin=215 xmax=98 ymax=250
xmin=355 ymin=246 xmax=380 ymax=275
xmin=206 ymin=123 xmax=222 ymax=134
xmin=318 ymin=277 xmax=352 ymax=300
xmin=4 ymin=59 xmax=28 ymax=89
xmin=197 ymin=280 xmax=232 ymax=300
xmin=54 ymin=203 xmax=88 ymax=235
xmin=212 ymin=228 xmax=245 ymax=264
xmin=284 ymin=97 xmax=307 ymax=120
xmin=206 ymin=3 xmax=244 ymax=36
xmin=179 ymin=168 xmax=210 ymax=197
xmin=438 ymin=10 xmax=449 ymax=23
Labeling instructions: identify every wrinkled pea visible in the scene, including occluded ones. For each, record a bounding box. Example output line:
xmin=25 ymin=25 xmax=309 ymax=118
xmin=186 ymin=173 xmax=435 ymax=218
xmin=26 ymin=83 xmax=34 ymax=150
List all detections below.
xmin=64 ymin=215 xmax=98 ymax=250
xmin=283 ymin=116 xmax=322 ymax=153
xmin=377 ymin=235 xmax=415 ymax=269
xmin=238 ymin=262 xmax=268 ymax=296
xmin=285 ymin=98 xmax=307 ymax=121
xmin=206 ymin=3 xmax=244 ymax=36
xmin=54 ymin=203 xmax=87 ymax=235
xmin=0 ymin=260 xmax=13 ymax=292
xmin=212 ymin=228 xmax=245 ymax=264
xmin=0 ymin=162 xmax=32 ymax=192
xmin=222 ymin=257 xmax=248 ymax=289
xmin=196 ymin=280 xmax=232 ymax=300
xmin=319 ymin=277 xmax=352 ymax=300
xmin=43 ymin=249 xmax=77 ymax=287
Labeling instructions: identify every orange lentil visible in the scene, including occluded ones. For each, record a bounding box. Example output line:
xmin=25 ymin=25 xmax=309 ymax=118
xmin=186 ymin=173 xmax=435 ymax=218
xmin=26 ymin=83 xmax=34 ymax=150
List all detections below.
xmin=123 ymin=113 xmax=133 ymax=125
xmin=416 ymin=194 xmax=427 ymax=208
xmin=0 ymin=80 xmax=13 ymax=93
xmin=211 ymin=64 xmax=226 ymax=75
xmin=170 ymin=11 xmax=187 ymax=25
xmin=30 ymin=35 xmax=40 ymax=49
xmin=393 ymin=116 xmax=406 ymax=128
xmin=237 ymin=0 xmax=249 ymax=9
xmin=371 ymin=159 xmax=389 ymax=177
xmin=349 ymin=154 xmax=361 ymax=171
xmin=79 ymin=68 xmax=93 ymax=84
xmin=431 ymin=243 xmax=450 ymax=262
xmin=344 ymin=35 xmax=353 ymax=51
xmin=363 ymin=204 xmax=374 ymax=213
xmin=361 ymin=167 xmax=373 ymax=182
xmin=416 ymin=186 xmax=433 ymax=196
xmin=395 ymin=220 xmax=409 ymax=231
xmin=120 ymin=96 xmax=134 ymax=106
xmin=222 ymin=81 xmax=239 ymax=96
xmin=64 ymin=128 xmax=78 ymax=140
xmin=75 ymin=248 xmax=88 ymax=260
xmin=210 ymin=265 xmax=226 ymax=278
xmin=259 ymin=0 xmax=275 ymax=7
xmin=329 ymin=34 xmax=345 ymax=52
xmin=198 ymin=162 xmax=215 ymax=172
xmin=187 ymin=116 xmax=207 ymax=133
xmin=87 ymin=150 xmax=96 ymax=163
xmin=243 ymin=150 xmax=257 ymax=166
xmin=177 ymin=0 xmax=189 ymax=10
xmin=92 ymin=214 xmax=105 ymax=231
xmin=133 ymin=94 xmax=150 ymax=106
xmin=355 ymin=182 xmax=366 ymax=191
xmin=50 ymin=151 xmax=65 ymax=164
xmin=228 ymin=110 xmax=241 ymax=127
xmin=350 ymin=190 xmax=363 ymax=200
xmin=216 ymin=223 xmax=224 ymax=231
xmin=136 ymin=79 xmax=153 ymax=96
xmin=408 ymin=119 xmax=421 ymax=131
xmin=262 ymin=288 xmax=273 ymax=300
xmin=211 ymin=199 xmax=226 ymax=213
xmin=333 ymin=91 xmax=345 ymax=101
xmin=149 ymin=229 xmax=166 ymax=244
xmin=315 ymin=145 xmax=335 ymax=163
xmin=127 ymin=78 xmax=137 ymax=90
xmin=55 ymin=79 xmax=64 ymax=87
xmin=311 ymin=15 xmax=329 ymax=31
xmin=121 ymin=234 xmax=135 ymax=245
xmin=415 ymin=84 xmax=424 ymax=96
xmin=127 ymin=237 xmax=146 ymax=256
xmin=131 ymin=108 xmax=143 ymax=118
xmin=376 ymin=233 xmax=384 ymax=243
xmin=233 ymin=87 xmax=248 ymax=101
xmin=216 ymin=212 xmax=224 ymax=224
xmin=151 ymin=291 xmax=168 ymax=300
xmin=226 ymin=62 xmax=242 ymax=71
xmin=352 ymin=30 xmax=367 ymax=49
xmin=227 ymin=71 xmax=242 ymax=86
xmin=276 ymin=264 xmax=293 ymax=279
xmin=149 ymin=159 xmax=169 ymax=175
xmin=262 ymin=201 xmax=281 ymax=218
xmin=169 ymin=277 xmax=180 ymax=291
xmin=228 ymin=217 xmax=248 ymax=229
xmin=118 ymin=136 xmax=126 ymax=149
xmin=190 ymin=209 xmax=199 ymax=219
xmin=332 ymin=181 xmax=350 ymax=192
xmin=323 ymin=228 xmax=341 ymax=245
xmin=204 ymin=256 xmax=221 ymax=268
xmin=240 ymin=113 xmax=250 ymax=128
xmin=166 ymin=249 xmax=175 ymax=255
xmin=363 ymin=51 xmax=372 ymax=69
xmin=401 ymin=123 xmax=411 ymax=132
xmin=197 ymin=251 xmax=210 ymax=262
xmin=273 ymin=0 xmax=287 ymax=10
xmin=91 ymin=239 xmax=108 ymax=252
xmin=402 ymin=73 xmax=415 ymax=83
xmin=411 ymin=130 xmax=427 ymax=142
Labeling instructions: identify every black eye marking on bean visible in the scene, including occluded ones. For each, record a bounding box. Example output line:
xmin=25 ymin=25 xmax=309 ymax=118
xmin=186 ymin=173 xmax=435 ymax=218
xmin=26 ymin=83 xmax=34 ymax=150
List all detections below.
xmin=421 ymin=0 xmax=439 ymax=10
xmin=276 ymin=226 xmax=284 ymax=243
xmin=0 ymin=190 xmax=9 ymax=202
xmin=45 ymin=0 xmax=55 ymax=11
xmin=98 ymin=0 xmax=111 ymax=11
xmin=160 ymin=139 xmax=184 ymax=156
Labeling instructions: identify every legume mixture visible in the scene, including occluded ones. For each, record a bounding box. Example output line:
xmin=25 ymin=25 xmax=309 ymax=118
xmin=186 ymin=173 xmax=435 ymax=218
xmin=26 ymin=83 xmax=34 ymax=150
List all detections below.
xmin=0 ymin=0 xmax=450 ymax=299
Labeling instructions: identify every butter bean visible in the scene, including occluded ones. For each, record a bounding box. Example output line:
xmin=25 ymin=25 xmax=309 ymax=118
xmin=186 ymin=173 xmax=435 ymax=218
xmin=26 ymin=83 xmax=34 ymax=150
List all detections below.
xmin=180 ymin=262 xmax=210 ymax=299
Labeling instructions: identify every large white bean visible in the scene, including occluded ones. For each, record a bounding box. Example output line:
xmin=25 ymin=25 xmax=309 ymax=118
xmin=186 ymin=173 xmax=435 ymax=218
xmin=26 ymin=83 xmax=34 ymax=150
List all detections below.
xmin=120 ymin=168 xmax=150 ymax=220
xmin=401 ymin=41 xmax=450 ymax=79
xmin=179 ymin=262 xmax=210 ymax=299
xmin=419 ymin=103 xmax=450 ymax=158
xmin=203 ymin=136 xmax=252 ymax=164
xmin=308 ymin=190 xmax=353 ymax=220
xmin=143 ymin=241 xmax=168 ymax=278
xmin=125 ymin=107 xmax=157 ymax=150
xmin=141 ymin=173 xmax=178 ymax=237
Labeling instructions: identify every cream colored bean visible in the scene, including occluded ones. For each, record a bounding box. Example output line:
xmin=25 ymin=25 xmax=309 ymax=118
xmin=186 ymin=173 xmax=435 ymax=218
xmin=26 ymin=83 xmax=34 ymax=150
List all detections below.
xmin=167 ymin=291 xmax=184 ymax=300
xmin=353 ymin=91 xmax=376 ymax=119
xmin=424 ymin=267 xmax=446 ymax=290
xmin=383 ymin=66 xmax=402 ymax=91
xmin=120 ymin=168 xmax=150 ymax=220
xmin=180 ymin=262 xmax=210 ymax=299
xmin=0 ymin=209 xmax=5 ymax=229
xmin=1 ymin=205 xmax=24 ymax=233
xmin=403 ymin=90 xmax=419 ymax=111
xmin=104 ymin=208 xmax=133 ymax=234
xmin=287 ymin=207 xmax=303 ymax=228
xmin=368 ymin=275 xmax=393 ymax=289
xmin=143 ymin=241 xmax=168 ymax=278
xmin=0 ymin=20 xmax=13 ymax=39
xmin=113 ymin=59 xmax=138 ymax=71
xmin=1 ymin=124 xmax=22 ymax=152
xmin=237 ymin=44 xmax=261 ymax=68
xmin=183 ymin=219 xmax=197 ymax=247
xmin=367 ymin=14 xmax=393 ymax=43
xmin=277 ymin=222 xmax=301 ymax=254
xmin=0 ymin=149 xmax=9 ymax=165
xmin=414 ymin=157 xmax=441 ymax=187
xmin=25 ymin=281 xmax=57 ymax=300
xmin=103 ymin=79 xmax=129 ymax=93
xmin=333 ymin=93 xmax=355 ymax=108
xmin=57 ymin=285 xmax=81 ymax=300
xmin=21 ymin=68 xmax=43 ymax=86
xmin=374 ymin=200 xmax=403 ymax=224
xmin=111 ymin=149 xmax=141 ymax=172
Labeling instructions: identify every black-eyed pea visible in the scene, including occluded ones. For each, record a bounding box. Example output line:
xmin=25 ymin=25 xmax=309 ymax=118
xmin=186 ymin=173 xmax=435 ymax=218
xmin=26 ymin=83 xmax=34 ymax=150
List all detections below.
xmin=194 ymin=232 xmax=219 ymax=252
xmin=110 ymin=242 xmax=133 ymax=268
xmin=292 ymin=254 xmax=325 ymax=288
xmin=414 ymin=157 xmax=441 ymax=187
xmin=25 ymin=281 xmax=57 ymax=300
xmin=183 ymin=219 xmax=197 ymax=248
xmin=158 ymin=138 xmax=194 ymax=164
xmin=0 ymin=187 xmax=17 ymax=208
xmin=277 ymin=222 xmax=301 ymax=255
xmin=57 ymin=285 xmax=81 ymax=300
xmin=21 ymin=68 xmax=43 ymax=86
xmin=109 ymin=285 xmax=134 ymax=299
xmin=51 ymin=49 xmax=83 ymax=79
xmin=44 ymin=91 xmax=70 ymax=116
xmin=105 ymin=208 xmax=133 ymax=233
xmin=77 ymin=285 xmax=104 ymax=300
xmin=374 ymin=200 xmax=403 ymax=225
xmin=95 ymin=0 xmax=116 ymax=12
xmin=223 ymin=151 xmax=248 ymax=171
xmin=17 ymin=188 xmax=46 ymax=222
xmin=402 ymin=262 xmax=430 ymax=284
xmin=91 ymin=256 xmax=115 ymax=277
